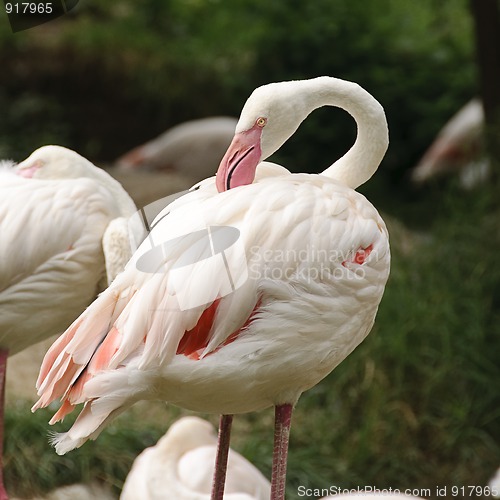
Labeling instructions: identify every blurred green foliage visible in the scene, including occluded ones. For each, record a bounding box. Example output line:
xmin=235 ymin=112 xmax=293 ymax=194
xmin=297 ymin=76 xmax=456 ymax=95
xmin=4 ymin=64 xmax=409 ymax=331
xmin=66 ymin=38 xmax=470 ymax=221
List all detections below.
xmin=0 ymin=0 xmax=476 ymax=182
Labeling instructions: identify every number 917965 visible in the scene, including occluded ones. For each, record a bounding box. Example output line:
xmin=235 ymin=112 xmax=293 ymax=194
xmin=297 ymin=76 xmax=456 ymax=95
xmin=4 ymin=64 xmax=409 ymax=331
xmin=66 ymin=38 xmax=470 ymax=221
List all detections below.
xmin=5 ymin=3 xmax=53 ymax=14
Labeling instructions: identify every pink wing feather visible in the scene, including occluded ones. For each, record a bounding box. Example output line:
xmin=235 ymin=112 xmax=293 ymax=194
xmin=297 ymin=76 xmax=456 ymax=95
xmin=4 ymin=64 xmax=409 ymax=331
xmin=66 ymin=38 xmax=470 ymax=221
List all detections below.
xmin=33 ymin=274 xmax=253 ymax=422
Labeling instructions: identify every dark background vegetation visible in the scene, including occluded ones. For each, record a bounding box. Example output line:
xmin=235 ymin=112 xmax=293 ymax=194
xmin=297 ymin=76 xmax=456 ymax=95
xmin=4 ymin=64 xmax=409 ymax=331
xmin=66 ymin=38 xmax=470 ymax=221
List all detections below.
xmin=0 ymin=0 xmax=478 ymax=180
xmin=1 ymin=1 xmax=499 ymax=499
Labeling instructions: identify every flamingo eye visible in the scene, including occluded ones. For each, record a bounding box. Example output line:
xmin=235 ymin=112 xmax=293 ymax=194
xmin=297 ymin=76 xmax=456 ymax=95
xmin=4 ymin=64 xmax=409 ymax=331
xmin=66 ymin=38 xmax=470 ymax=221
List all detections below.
xmin=256 ymin=117 xmax=267 ymax=128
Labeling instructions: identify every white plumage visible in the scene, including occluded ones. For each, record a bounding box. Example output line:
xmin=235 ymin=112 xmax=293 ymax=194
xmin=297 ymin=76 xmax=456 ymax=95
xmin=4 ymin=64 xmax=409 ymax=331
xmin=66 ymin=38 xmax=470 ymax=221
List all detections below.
xmin=0 ymin=145 xmax=137 ymax=354
xmin=34 ymin=77 xmax=390 ymax=499
xmin=120 ymin=416 xmax=271 ymax=500
xmin=489 ymin=467 xmax=500 ymax=498
xmin=0 ymin=145 xmax=137 ymax=499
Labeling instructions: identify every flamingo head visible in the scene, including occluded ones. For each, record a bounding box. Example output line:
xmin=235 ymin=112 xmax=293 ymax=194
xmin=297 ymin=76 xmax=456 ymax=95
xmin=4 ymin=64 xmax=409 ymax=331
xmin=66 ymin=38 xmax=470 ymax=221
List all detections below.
xmin=215 ymin=118 xmax=266 ymax=192
xmin=16 ymin=145 xmax=97 ymax=179
xmin=215 ymin=80 xmax=313 ymax=192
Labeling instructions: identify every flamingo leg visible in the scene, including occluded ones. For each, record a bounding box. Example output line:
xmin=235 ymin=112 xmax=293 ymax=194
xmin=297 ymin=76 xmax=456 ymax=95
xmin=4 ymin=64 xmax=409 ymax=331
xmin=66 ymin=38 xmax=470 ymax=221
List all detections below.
xmin=271 ymin=403 xmax=293 ymax=500
xmin=0 ymin=349 xmax=8 ymax=500
xmin=211 ymin=414 xmax=233 ymax=500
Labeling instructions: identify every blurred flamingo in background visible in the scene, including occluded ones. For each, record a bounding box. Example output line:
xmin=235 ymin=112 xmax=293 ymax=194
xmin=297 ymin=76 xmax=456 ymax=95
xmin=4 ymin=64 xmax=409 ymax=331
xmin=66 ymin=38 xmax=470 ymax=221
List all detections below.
xmin=411 ymin=98 xmax=490 ymax=189
xmin=33 ymin=76 xmax=390 ymax=500
xmin=121 ymin=416 xmax=271 ymax=500
xmin=489 ymin=467 xmax=500 ymax=498
xmin=116 ymin=116 xmax=237 ymax=182
xmin=0 ymin=145 xmax=137 ymax=500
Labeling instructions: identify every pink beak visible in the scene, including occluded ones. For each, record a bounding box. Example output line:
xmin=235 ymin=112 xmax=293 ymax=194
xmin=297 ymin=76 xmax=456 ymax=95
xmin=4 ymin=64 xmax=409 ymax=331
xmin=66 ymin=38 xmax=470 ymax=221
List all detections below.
xmin=16 ymin=160 xmax=43 ymax=178
xmin=215 ymin=125 xmax=263 ymax=192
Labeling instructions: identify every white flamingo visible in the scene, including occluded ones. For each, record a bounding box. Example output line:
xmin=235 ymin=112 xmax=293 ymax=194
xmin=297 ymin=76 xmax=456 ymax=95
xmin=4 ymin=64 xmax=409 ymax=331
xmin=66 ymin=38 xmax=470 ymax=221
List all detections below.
xmin=489 ymin=467 xmax=500 ymax=498
xmin=120 ymin=416 xmax=271 ymax=500
xmin=0 ymin=145 xmax=137 ymax=500
xmin=33 ymin=76 xmax=390 ymax=500
xmin=411 ymin=98 xmax=489 ymax=188
xmin=116 ymin=117 xmax=238 ymax=181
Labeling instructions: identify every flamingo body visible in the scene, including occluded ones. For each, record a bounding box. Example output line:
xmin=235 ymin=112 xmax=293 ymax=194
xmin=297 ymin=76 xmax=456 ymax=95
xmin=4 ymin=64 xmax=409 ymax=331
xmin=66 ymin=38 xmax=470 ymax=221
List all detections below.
xmin=33 ymin=167 xmax=389 ymax=453
xmin=411 ymin=99 xmax=488 ymax=187
xmin=489 ymin=467 xmax=500 ymax=498
xmin=0 ymin=145 xmax=137 ymax=498
xmin=34 ymin=77 xmax=391 ymax=498
xmin=121 ymin=416 xmax=271 ymax=500
xmin=0 ymin=146 xmax=137 ymax=354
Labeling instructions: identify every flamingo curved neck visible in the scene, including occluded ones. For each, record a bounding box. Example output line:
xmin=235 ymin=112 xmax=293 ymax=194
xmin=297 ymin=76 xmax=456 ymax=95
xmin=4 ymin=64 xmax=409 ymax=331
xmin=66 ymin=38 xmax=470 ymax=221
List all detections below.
xmin=320 ymin=79 xmax=388 ymax=189
xmin=279 ymin=77 xmax=389 ymax=189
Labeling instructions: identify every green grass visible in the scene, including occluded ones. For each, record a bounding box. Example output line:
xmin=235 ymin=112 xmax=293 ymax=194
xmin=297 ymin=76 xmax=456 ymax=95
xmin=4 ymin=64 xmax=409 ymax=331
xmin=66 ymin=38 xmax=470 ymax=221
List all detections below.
xmin=4 ymin=182 xmax=500 ymax=499
xmin=5 ymin=402 xmax=164 ymax=497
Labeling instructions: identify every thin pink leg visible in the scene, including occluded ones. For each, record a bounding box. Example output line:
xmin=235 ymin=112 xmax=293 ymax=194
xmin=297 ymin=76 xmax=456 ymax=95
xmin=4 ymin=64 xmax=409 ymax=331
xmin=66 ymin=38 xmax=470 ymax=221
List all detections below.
xmin=271 ymin=403 xmax=293 ymax=500
xmin=0 ymin=349 xmax=8 ymax=500
xmin=211 ymin=414 xmax=233 ymax=500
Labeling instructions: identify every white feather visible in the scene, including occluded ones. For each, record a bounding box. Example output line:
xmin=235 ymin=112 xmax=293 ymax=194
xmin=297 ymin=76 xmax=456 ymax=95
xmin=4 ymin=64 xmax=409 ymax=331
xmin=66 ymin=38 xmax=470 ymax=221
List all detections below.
xmin=120 ymin=416 xmax=271 ymax=500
